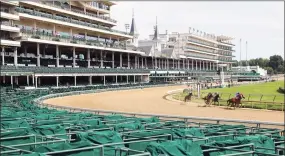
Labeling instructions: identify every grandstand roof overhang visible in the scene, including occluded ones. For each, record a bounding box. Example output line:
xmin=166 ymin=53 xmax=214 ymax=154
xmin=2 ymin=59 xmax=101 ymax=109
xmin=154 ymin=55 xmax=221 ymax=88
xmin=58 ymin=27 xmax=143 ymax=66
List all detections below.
xmin=0 ymin=72 xmax=34 ymax=76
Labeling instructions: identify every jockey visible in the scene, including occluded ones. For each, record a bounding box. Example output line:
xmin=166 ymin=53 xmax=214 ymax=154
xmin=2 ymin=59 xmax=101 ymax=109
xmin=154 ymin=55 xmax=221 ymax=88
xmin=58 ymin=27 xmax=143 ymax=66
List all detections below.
xmin=235 ymin=92 xmax=240 ymax=99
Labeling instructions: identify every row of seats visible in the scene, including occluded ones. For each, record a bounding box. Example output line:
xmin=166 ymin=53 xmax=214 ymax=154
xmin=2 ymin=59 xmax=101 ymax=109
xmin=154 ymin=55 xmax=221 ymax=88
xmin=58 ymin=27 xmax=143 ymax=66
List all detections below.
xmin=1 ymin=84 xmax=284 ymax=156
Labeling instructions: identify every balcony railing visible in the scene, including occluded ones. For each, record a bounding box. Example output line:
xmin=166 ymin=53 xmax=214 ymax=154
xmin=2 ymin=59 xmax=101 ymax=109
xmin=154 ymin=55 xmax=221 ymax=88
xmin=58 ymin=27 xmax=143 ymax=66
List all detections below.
xmin=188 ymin=39 xmax=216 ymax=48
xmin=185 ymin=47 xmax=215 ymax=54
xmin=15 ymin=7 xmax=128 ymax=36
xmin=184 ymin=53 xmax=217 ymax=60
xmin=36 ymin=1 xmax=117 ymax=24
xmin=20 ymin=29 xmax=141 ymax=52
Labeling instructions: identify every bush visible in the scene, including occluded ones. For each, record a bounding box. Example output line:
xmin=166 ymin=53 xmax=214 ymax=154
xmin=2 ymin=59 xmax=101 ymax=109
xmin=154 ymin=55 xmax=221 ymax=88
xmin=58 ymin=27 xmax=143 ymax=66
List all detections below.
xmin=31 ymin=35 xmax=40 ymax=39
xmin=277 ymin=87 xmax=285 ymax=94
xmin=52 ymin=38 xmax=60 ymax=41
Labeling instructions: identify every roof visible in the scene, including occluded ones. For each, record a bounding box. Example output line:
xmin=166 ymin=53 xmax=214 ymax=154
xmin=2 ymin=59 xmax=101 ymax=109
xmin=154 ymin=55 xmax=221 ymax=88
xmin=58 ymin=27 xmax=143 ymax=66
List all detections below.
xmin=161 ymin=48 xmax=174 ymax=58
xmin=138 ymin=45 xmax=153 ymax=56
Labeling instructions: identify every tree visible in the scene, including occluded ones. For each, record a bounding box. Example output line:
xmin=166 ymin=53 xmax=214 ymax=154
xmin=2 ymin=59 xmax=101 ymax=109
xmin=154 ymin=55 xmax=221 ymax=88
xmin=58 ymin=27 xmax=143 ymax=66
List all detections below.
xmin=268 ymin=55 xmax=284 ymax=70
xmin=277 ymin=65 xmax=284 ymax=73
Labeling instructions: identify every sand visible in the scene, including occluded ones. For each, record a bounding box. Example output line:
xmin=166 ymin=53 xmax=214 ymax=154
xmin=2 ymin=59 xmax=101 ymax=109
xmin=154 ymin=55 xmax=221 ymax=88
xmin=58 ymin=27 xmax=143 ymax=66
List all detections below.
xmin=45 ymin=85 xmax=284 ymax=123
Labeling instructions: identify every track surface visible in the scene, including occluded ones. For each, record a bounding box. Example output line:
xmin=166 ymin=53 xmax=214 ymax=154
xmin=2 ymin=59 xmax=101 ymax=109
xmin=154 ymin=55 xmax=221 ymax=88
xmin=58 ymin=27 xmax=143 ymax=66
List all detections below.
xmin=45 ymin=85 xmax=284 ymax=123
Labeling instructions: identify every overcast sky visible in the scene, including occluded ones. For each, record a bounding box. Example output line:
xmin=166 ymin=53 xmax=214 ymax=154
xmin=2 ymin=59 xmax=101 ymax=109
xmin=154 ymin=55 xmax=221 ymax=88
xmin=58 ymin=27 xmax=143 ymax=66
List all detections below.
xmin=111 ymin=1 xmax=284 ymax=60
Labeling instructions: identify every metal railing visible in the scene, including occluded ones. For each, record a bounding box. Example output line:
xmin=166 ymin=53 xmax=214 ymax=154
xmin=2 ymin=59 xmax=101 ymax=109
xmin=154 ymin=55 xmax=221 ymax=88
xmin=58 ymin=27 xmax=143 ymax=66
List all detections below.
xmin=33 ymin=85 xmax=285 ymax=128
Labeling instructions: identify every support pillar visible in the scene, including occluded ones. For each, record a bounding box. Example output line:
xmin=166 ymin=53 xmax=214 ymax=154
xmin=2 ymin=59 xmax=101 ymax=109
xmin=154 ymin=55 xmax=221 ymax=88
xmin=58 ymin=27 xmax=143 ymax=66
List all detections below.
xmin=115 ymin=75 xmax=118 ymax=84
xmin=210 ymin=62 xmax=212 ymax=70
xmin=196 ymin=60 xmax=198 ymax=70
xmin=73 ymin=47 xmax=76 ymax=67
xmin=100 ymin=50 xmax=103 ymax=68
xmin=32 ymin=75 xmax=35 ymax=86
xmin=87 ymin=49 xmax=90 ymax=68
xmin=112 ymin=52 xmax=114 ymax=68
xmin=103 ymin=76 xmax=105 ymax=85
xmin=14 ymin=47 xmax=17 ymax=66
xmin=126 ymin=75 xmax=128 ymax=83
xmin=145 ymin=58 xmax=147 ymax=68
xmin=10 ymin=76 xmax=13 ymax=88
xmin=187 ymin=59 xmax=189 ymax=70
xmin=37 ymin=43 xmax=40 ymax=66
xmin=74 ymin=76 xmax=77 ymax=86
xmin=183 ymin=59 xmax=185 ymax=69
xmin=15 ymin=76 xmax=18 ymax=85
xmin=120 ymin=53 xmax=122 ymax=68
xmin=1 ymin=47 xmax=4 ymax=65
xmin=127 ymin=53 xmax=130 ymax=68
xmin=56 ymin=76 xmax=59 ymax=87
xmin=141 ymin=57 xmax=144 ymax=68
xmin=27 ymin=75 xmax=29 ymax=86
xmin=3 ymin=76 xmax=5 ymax=84
xmin=155 ymin=58 xmax=157 ymax=69
xmin=173 ymin=59 xmax=174 ymax=69
xmin=192 ymin=60 xmax=194 ymax=70
xmin=89 ymin=76 xmax=92 ymax=85
xmin=200 ymin=61 xmax=202 ymax=70
xmin=35 ymin=76 xmax=38 ymax=88
xmin=133 ymin=75 xmax=135 ymax=83
xmin=56 ymin=45 xmax=59 ymax=67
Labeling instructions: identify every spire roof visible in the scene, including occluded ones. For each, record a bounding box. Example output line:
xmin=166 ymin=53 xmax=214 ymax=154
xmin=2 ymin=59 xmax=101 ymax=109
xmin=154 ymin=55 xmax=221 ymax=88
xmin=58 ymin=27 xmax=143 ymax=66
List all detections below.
xmin=153 ymin=16 xmax=158 ymax=40
xmin=129 ymin=9 xmax=138 ymax=36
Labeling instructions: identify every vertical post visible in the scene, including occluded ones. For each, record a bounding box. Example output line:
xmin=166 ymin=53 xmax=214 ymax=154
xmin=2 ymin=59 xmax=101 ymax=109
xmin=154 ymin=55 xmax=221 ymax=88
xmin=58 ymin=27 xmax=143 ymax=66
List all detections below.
xmin=135 ymin=55 xmax=137 ymax=69
xmin=155 ymin=58 xmax=157 ymax=69
xmin=3 ymin=76 xmax=5 ymax=84
xmin=56 ymin=76 xmax=59 ymax=87
xmin=1 ymin=47 xmax=5 ymax=65
xmin=196 ymin=60 xmax=197 ymax=70
xmin=192 ymin=60 xmax=194 ymax=70
xmin=27 ymin=75 xmax=29 ymax=86
xmin=89 ymin=76 xmax=92 ymax=85
xmin=120 ymin=53 xmax=122 ymax=68
xmin=141 ymin=57 xmax=144 ymax=68
xmin=37 ymin=43 xmax=40 ymax=66
xmin=210 ymin=62 xmax=212 ymax=70
xmin=103 ymin=76 xmax=106 ymax=85
xmin=115 ymin=75 xmax=118 ymax=84
xmin=87 ymin=49 xmax=90 ymax=68
xmin=73 ymin=47 xmax=76 ymax=67
xmin=35 ymin=76 xmax=38 ymax=88
xmin=14 ymin=47 xmax=17 ymax=66
xmin=126 ymin=75 xmax=128 ymax=83
xmin=100 ymin=50 xmax=103 ymax=68
xmin=200 ymin=61 xmax=201 ymax=70
xmin=56 ymin=45 xmax=59 ymax=67
xmin=172 ymin=59 xmax=174 ymax=69
xmin=10 ymin=76 xmax=13 ymax=88
xmin=127 ymin=53 xmax=130 ymax=68
xmin=74 ymin=76 xmax=77 ymax=86
xmin=187 ymin=59 xmax=189 ymax=70
xmin=32 ymin=75 xmax=35 ymax=86
xmin=145 ymin=57 xmax=147 ymax=69
xmin=112 ymin=52 xmax=115 ymax=68
xmin=134 ymin=75 xmax=135 ymax=83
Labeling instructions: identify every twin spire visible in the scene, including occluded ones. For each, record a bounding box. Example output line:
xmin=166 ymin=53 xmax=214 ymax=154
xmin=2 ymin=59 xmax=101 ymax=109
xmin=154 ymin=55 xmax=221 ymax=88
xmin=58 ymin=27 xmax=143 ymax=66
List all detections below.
xmin=153 ymin=16 xmax=158 ymax=40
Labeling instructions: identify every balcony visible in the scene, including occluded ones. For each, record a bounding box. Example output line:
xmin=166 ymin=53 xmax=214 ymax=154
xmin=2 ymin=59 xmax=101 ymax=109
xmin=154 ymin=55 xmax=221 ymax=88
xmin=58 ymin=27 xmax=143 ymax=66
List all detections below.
xmin=22 ymin=1 xmax=117 ymax=26
xmin=0 ymin=0 xmax=19 ymax=6
xmin=0 ymin=22 xmax=20 ymax=32
xmin=0 ymin=9 xmax=19 ymax=20
xmin=185 ymin=47 xmax=216 ymax=56
xmin=20 ymin=29 xmax=142 ymax=54
xmin=16 ymin=7 xmax=131 ymax=39
xmin=187 ymin=39 xmax=217 ymax=50
xmin=183 ymin=53 xmax=217 ymax=61
xmin=0 ymin=39 xmax=20 ymax=47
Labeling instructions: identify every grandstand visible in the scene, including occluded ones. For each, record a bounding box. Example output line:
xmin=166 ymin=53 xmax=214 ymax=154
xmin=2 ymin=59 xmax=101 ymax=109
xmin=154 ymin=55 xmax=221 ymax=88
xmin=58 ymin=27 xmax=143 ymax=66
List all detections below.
xmin=0 ymin=0 xmax=237 ymax=88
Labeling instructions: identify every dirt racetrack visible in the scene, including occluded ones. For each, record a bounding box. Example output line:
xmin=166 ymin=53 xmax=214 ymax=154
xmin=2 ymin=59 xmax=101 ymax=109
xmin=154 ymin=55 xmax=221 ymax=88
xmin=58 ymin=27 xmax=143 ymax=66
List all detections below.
xmin=45 ymin=85 xmax=284 ymax=123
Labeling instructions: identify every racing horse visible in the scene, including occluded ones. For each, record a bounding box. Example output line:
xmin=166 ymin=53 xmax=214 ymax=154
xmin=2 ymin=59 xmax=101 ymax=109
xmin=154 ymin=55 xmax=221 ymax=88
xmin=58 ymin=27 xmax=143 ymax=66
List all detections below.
xmin=202 ymin=93 xmax=214 ymax=106
xmin=227 ymin=93 xmax=245 ymax=109
xmin=184 ymin=92 xmax=193 ymax=102
xmin=212 ymin=93 xmax=220 ymax=106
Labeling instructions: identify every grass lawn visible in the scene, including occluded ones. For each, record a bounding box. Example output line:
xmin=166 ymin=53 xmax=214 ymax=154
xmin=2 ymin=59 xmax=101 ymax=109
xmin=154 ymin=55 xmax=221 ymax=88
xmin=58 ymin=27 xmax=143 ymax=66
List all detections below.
xmin=173 ymin=81 xmax=284 ymax=111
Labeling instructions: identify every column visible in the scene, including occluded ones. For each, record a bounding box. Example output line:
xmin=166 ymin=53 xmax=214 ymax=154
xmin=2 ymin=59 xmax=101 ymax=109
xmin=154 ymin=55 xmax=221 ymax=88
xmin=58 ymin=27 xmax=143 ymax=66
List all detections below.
xmin=133 ymin=75 xmax=135 ymax=83
xmin=15 ymin=76 xmax=18 ymax=85
xmin=155 ymin=58 xmax=157 ymax=69
xmin=120 ymin=53 xmax=122 ymax=68
xmin=172 ymin=59 xmax=174 ymax=69
xmin=27 ymin=75 xmax=29 ymax=86
xmin=167 ymin=59 xmax=169 ymax=69
xmin=87 ymin=49 xmax=90 ymax=68
xmin=2 ymin=76 xmax=5 ymax=84
xmin=177 ymin=60 xmax=179 ymax=69
xmin=56 ymin=45 xmax=59 ymax=67
xmin=135 ymin=55 xmax=137 ymax=69
xmin=145 ymin=57 xmax=147 ymax=69
xmin=1 ymin=47 xmax=4 ymax=65
xmin=112 ymin=52 xmax=114 ymax=68
xmin=183 ymin=59 xmax=185 ymax=69
xmin=10 ymin=76 xmax=13 ymax=88
xmin=192 ymin=60 xmax=194 ymax=70
xmin=100 ymin=50 xmax=103 ymax=68
xmin=127 ymin=53 xmax=130 ymax=68
xmin=196 ymin=60 xmax=198 ymax=70
xmin=210 ymin=62 xmax=212 ymax=70
xmin=37 ymin=43 xmax=40 ymax=66
xmin=32 ymin=75 xmax=35 ymax=86
xmin=89 ymin=76 xmax=92 ymax=85
xmin=14 ymin=47 xmax=17 ymax=66
xmin=126 ymin=75 xmax=128 ymax=83
xmin=115 ymin=75 xmax=118 ymax=84
xmin=56 ymin=76 xmax=59 ymax=87
xmin=216 ymin=63 xmax=218 ymax=70
xmin=200 ymin=61 xmax=202 ymax=70
xmin=103 ymin=76 xmax=105 ymax=85
xmin=141 ymin=57 xmax=144 ymax=68
xmin=203 ymin=61 xmax=205 ymax=70
xmin=74 ymin=76 xmax=77 ymax=86
xmin=187 ymin=59 xmax=189 ymax=70
xmin=73 ymin=47 xmax=76 ymax=67
xmin=35 ymin=76 xmax=38 ymax=88
xmin=206 ymin=62 xmax=209 ymax=70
